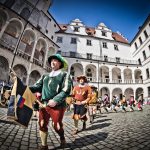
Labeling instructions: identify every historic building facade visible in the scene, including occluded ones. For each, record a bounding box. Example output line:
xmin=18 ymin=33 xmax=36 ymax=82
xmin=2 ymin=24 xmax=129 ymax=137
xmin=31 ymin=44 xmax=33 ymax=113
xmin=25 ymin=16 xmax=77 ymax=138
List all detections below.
xmin=0 ymin=0 xmax=59 ymax=85
xmin=55 ymin=17 xmax=150 ymax=100
xmin=0 ymin=0 xmax=149 ymax=100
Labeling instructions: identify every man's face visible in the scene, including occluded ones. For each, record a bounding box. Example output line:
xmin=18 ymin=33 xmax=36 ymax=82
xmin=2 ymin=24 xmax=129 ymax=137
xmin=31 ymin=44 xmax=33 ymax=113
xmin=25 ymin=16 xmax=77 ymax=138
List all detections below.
xmin=51 ymin=58 xmax=62 ymax=70
xmin=79 ymin=78 xmax=85 ymax=85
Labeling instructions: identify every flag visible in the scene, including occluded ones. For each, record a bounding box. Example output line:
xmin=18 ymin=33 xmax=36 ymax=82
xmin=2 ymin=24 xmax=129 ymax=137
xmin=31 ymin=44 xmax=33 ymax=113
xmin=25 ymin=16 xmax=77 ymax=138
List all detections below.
xmin=7 ymin=77 xmax=36 ymax=127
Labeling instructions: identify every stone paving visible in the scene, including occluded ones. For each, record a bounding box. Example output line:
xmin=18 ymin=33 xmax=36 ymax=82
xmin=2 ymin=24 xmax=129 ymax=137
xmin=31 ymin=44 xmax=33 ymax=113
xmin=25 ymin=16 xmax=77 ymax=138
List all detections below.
xmin=0 ymin=105 xmax=150 ymax=150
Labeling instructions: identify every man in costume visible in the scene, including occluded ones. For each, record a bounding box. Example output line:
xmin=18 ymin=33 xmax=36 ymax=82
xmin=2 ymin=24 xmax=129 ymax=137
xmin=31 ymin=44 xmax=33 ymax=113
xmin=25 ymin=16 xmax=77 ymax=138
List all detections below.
xmin=30 ymin=54 xmax=72 ymax=150
xmin=87 ymin=85 xmax=98 ymax=123
xmin=71 ymin=75 xmax=91 ymax=134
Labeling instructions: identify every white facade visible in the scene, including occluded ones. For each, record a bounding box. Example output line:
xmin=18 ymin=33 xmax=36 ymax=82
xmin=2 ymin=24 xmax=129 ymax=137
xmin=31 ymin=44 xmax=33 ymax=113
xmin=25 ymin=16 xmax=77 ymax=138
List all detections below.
xmin=55 ymin=18 xmax=150 ymax=100
xmin=0 ymin=0 xmax=60 ymax=85
xmin=131 ymin=15 xmax=150 ymax=99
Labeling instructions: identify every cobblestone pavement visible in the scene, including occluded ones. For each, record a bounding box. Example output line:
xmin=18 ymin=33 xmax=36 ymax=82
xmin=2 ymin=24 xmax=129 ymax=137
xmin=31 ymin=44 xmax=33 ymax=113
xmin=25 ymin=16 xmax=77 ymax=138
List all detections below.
xmin=0 ymin=105 xmax=150 ymax=150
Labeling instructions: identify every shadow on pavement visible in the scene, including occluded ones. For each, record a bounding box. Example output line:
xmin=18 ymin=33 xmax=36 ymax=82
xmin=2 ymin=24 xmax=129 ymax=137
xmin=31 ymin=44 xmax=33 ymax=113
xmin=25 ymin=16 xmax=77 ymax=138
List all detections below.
xmin=86 ymin=122 xmax=111 ymax=131
xmin=55 ymin=131 xmax=108 ymax=149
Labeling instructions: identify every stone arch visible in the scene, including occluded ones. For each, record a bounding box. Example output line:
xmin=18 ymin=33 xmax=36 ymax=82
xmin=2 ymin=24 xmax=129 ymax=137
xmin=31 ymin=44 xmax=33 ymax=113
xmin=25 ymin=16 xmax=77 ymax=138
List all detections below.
xmin=20 ymin=7 xmax=30 ymax=20
xmin=135 ymin=87 xmax=144 ymax=99
xmin=70 ymin=63 xmax=83 ymax=81
xmin=0 ymin=9 xmax=9 ymax=31
xmin=112 ymin=88 xmax=122 ymax=100
xmin=13 ymin=64 xmax=27 ymax=84
xmin=124 ymin=88 xmax=134 ymax=100
xmin=85 ymin=64 xmax=96 ymax=82
xmin=4 ymin=0 xmax=15 ymax=8
xmin=134 ymin=69 xmax=143 ymax=83
xmin=29 ymin=70 xmax=41 ymax=86
xmin=99 ymin=87 xmax=110 ymax=98
xmin=19 ymin=29 xmax=36 ymax=55
xmin=0 ymin=56 xmax=9 ymax=82
xmin=34 ymin=38 xmax=47 ymax=66
xmin=112 ymin=67 xmax=121 ymax=83
xmin=2 ymin=19 xmax=23 ymax=47
xmin=99 ymin=66 xmax=109 ymax=83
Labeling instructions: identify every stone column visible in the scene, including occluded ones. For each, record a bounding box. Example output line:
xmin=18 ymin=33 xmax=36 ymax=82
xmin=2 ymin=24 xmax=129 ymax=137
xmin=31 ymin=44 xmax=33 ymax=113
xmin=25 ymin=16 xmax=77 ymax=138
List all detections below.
xmin=121 ymin=71 xmax=124 ymax=83
xmin=0 ymin=21 xmax=9 ymax=39
xmin=109 ymin=70 xmax=112 ymax=83
xmin=26 ymin=63 xmax=32 ymax=85
xmin=43 ymin=45 xmax=48 ymax=68
xmin=30 ymin=40 xmax=37 ymax=62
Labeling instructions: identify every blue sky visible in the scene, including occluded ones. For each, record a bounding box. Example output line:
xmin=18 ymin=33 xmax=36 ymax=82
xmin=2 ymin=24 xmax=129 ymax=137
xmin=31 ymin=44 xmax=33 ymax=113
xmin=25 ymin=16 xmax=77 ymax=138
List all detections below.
xmin=49 ymin=0 xmax=150 ymax=42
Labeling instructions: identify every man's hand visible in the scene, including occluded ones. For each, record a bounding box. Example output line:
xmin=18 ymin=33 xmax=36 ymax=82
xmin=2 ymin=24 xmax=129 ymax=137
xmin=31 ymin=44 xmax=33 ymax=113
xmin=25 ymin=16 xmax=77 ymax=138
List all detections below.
xmin=47 ymin=100 xmax=57 ymax=107
xmin=81 ymin=100 xmax=87 ymax=105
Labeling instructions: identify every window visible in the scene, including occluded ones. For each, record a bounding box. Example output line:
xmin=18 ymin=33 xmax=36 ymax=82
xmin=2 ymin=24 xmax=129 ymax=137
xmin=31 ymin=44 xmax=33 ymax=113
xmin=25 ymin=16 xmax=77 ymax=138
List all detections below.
xmin=87 ymin=53 xmax=92 ymax=59
xmin=86 ymin=68 xmax=92 ymax=81
xmin=148 ymin=45 xmax=150 ymax=51
xmin=74 ymin=27 xmax=79 ymax=32
xmin=57 ymin=50 xmax=61 ymax=54
xmin=104 ymin=55 xmax=108 ymax=62
xmin=138 ymin=58 xmax=141 ymax=65
xmin=102 ymin=31 xmax=107 ymax=36
xmin=56 ymin=37 xmax=63 ymax=43
xmin=71 ymin=38 xmax=77 ymax=44
xmin=102 ymin=42 xmax=107 ymax=48
xmin=116 ymin=57 xmax=120 ymax=63
xmin=139 ymin=37 xmax=142 ymax=45
xmin=70 ymin=51 xmax=76 ymax=57
xmin=142 ymin=50 xmax=146 ymax=60
xmin=87 ymin=40 xmax=92 ymax=46
xmin=134 ymin=42 xmax=138 ymax=50
xmin=70 ymin=67 xmax=75 ymax=80
xmin=20 ymin=7 xmax=30 ymax=19
xmin=144 ymin=30 xmax=148 ymax=39
xmin=114 ymin=44 xmax=118 ymax=50
xmin=146 ymin=68 xmax=150 ymax=79
xmin=148 ymin=87 xmax=150 ymax=97
xmin=4 ymin=0 xmax=15 ymax=8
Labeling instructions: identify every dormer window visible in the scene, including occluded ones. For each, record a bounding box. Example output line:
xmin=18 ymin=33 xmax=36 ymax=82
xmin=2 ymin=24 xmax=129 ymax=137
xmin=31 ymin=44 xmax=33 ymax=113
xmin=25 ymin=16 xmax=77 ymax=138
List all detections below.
xmin=87 ymin=40 xmax=92 ymax=46
xmin=71 ymin=38 xmax=77 ymax=44
xmin=102 ymin=31 xmax=107 ymax=36
xmin=74 ymin=27 xmax=79 ymax=32
xmin=114 ymin=44 xmax=119 ymax=50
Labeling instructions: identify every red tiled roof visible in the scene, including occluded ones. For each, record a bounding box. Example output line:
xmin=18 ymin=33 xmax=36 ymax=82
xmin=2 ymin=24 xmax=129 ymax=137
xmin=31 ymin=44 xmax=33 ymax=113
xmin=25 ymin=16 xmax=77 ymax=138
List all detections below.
xmin=85 ymin=27 xmax=96 ymax=36
xmin=112 ymin=32 xmax=128 ymax=43
xmin=56 ymin=24 xmax=68 ymax=33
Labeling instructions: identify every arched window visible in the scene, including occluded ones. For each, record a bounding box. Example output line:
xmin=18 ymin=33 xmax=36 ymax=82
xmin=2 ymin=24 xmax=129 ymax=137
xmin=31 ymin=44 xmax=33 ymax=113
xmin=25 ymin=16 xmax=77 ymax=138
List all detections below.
xmin=20 ymin=7 xmax=30 ymax=19
xmin=4 ymin=0 xmax=15 ymax=8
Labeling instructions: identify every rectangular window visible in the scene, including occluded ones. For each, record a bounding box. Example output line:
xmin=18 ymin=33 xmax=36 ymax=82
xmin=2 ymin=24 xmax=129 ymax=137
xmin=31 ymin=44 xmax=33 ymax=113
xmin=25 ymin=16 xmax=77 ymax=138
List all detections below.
xmin=102 ymin=31 xmax=107 ymax=36
xmin=116 ymin=57 xmax=120 ymax=63
xmin=139 ymin=37 xmax=142 ymax=44
xmin=142 ymin=50 xmax=146 ymax=60
xmin=57 ymin=50 xmax=61 ymax=54
xmin=114 ymin=44 xmax=118 ymax=50
xmin=134 ymin=42 xmax=138 ymax=50
xmin=148 ymin=45 xmax=150 ymax=51
xmin=144 ymin=30 xmax=148 ymax=39
xmin=87 ymin=53 xmax=92 ymax=59
xmin=104 ymin=55 xmax=108 ymax=62
xmin=87 ymin=40 xmax=92 ymax=46
xmin=148 ymin=87 xmax=150 ymax=97
xmin=138 ymin=58 xmax=141 ymax=65
xmin=56 ymin=37 xmax=63 ymax=43
xmin=74 ymin=27 xmax=79 ymax=32
xmin=71 ymin=38 xmax=77 ymax=44
xmin=102 ymin=42 xmax=107 ymax=48
xmin=146 ymin=68 xmax=150 ymax=79
xmin=70 ymin=51 xmax=76 ymax=57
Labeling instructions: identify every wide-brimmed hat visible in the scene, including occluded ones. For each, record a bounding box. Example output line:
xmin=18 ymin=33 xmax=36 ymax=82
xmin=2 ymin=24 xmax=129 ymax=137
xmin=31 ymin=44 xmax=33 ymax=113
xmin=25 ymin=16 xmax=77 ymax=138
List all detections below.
xmin=77 ymin=75 xmax=87 ymax=82
xmin=91 ymin=85 xmax=97 ymax=89
xmin=48 ymin=54 xmax=68 ymax=69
